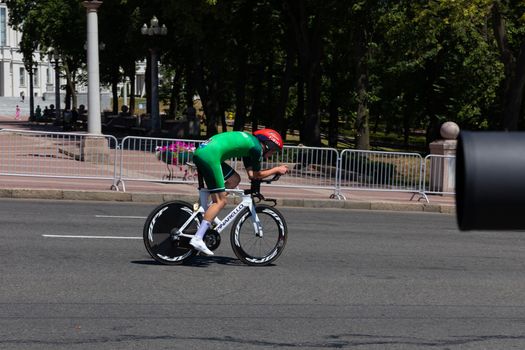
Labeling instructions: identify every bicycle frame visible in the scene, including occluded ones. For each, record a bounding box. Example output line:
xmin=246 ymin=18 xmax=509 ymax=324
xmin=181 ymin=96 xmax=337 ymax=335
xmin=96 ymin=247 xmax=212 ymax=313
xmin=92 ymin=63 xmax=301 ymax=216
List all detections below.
xmin=175 ymin=188 xmax=263 ymax=239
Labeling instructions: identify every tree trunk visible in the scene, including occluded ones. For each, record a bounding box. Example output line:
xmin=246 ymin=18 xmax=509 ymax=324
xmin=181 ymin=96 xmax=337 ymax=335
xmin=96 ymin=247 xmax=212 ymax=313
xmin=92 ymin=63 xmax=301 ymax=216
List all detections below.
xmin=168 ymin=69 xmax=181 ymax=118
xmin=112 ymin=77 xmax=118 ymax=115
xmin=129 ymin=73 xmax=136 ymax=116
xmin=492 ymin=2 xmax=525 ymax=130
xmin=265 ymin=52 xmax=275 ymax=127
xmin=28 ymin=69 xmax=34 ymax=121
xmin=205 ymin=95 xmax=219 ymax=136
xmin=403 ymin=90 xmax=416 ymax=148
xmin=273 ymin=33 xmax=295 ymax=138
xmin=204 ymin=63 xmax=220 ymax=137
xmin=64 ymin=81 xmax=72 ymax=110
xmin=123 ymin=61 xmax=136 ymax=116
xmin=355 ymin=78 xmax=370 ymax=150
xmin=71 ymin=71 xmax=77 ymax=109
xmin=302 ymin=18 xmax=323 ymax=147
xmin=284 ymin=0 xmax=323 ymax=146
xmin=304 ymin=69 xmax=322 ymax=146
xmin=250 ymin=62 xmax=265 ymax=132
xmin=145 ymin=55 xmax=151 ymax=115
xmin=232 ymin=2 xmax=253 ymax=132
xmin=185 ymin=59 xmax=195 ymax=108
xmin=220 ymin=103 xmax=227 ymax=133
xmin=328 ymin=95 xmax=339 ymax=148
xmin=492 ymin=2 xmax=513 ymax=98
xmin=63 ymin=63 xmax=76 ymax=111
xmin=295 ymin=77 xmax=305 ymax=141
xmin=234 ymin=51 xmax=247 ymax=131
xmin=502 ymin=39 xmax=525 ymax=130
xmin=354 ymin=29 xmax=370 ymax=150
xmin=193 ymin=45 xmax=216 ymax=135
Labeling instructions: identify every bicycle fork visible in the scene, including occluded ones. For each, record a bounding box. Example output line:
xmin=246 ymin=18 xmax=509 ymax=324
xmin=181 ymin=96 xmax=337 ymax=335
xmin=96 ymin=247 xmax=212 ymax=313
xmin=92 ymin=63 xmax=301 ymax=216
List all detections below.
xmin=249 ymin=201 xmax=263 ymax=237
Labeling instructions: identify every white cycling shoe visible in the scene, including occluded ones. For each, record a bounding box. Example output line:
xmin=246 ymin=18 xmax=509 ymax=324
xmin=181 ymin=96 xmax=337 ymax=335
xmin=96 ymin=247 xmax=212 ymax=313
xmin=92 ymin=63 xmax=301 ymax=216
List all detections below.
xmin=190 ymin=237 xmax=214 ymax=256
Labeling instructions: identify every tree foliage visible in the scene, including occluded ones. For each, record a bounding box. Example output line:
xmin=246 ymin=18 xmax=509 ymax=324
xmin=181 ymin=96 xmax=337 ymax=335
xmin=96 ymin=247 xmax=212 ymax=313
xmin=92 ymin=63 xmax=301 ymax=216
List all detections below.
xmin=6 ymin=0 xmax=525 ymax=149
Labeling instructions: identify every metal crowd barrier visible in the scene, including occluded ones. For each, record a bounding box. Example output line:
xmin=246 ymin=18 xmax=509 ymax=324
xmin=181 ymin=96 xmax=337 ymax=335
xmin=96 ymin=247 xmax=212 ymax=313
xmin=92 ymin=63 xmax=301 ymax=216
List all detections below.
xmin=338 ymin=149 xmax=424 ymax=199
xmin=0 ymin=129 xmax=119 ymax=188
xmin=118 ymin=137 xmax=341 ymax=196
xmin=229 ymin=145 xmax=341 ymax=198
xmin=118 ymin=136 xmax=202 ymax=191
xmin=421 ymin=154 xmax=456 ymax=200
xmin=0 ymin=130 xmax=456 ymax=201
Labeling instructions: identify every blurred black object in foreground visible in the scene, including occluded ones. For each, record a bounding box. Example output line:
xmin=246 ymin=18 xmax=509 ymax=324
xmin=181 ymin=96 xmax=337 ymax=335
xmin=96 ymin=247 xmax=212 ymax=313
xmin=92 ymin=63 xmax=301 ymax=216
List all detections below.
xmin=456 ymin=131 xmax=525 ymax=230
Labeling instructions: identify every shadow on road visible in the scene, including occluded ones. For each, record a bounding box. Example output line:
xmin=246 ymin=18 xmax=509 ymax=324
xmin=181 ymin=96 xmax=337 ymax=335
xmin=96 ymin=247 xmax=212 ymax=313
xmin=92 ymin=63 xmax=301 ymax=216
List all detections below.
xmin=132 ymin=256 xmax=275 ymax=268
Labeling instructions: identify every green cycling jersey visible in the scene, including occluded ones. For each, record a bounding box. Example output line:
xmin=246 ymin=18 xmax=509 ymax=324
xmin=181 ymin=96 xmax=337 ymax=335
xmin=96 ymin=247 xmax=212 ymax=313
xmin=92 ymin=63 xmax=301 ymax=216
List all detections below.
xmin=193 ymin=131 xmax=263 ymax=193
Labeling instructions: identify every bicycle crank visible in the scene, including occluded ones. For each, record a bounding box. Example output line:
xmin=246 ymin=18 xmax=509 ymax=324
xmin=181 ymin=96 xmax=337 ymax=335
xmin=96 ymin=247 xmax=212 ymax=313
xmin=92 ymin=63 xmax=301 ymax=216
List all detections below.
xmin=204 ymin=229 xmax=221 ymax=251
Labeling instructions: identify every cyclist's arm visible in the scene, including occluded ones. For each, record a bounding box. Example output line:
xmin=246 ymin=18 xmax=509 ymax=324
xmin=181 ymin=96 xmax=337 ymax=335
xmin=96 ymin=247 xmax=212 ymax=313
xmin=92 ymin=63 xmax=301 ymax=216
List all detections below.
xmin=246 ymin=165 xmax=288 ymax=180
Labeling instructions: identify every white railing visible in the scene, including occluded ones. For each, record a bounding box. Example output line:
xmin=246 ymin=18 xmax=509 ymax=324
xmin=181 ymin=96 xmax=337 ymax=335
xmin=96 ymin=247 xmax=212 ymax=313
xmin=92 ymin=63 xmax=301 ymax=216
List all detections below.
xmin=231 ymin=145 xmax=341 ymax=196
xmin=0 ymin=130 xmax=456 ymax=201
xmin=0 ymin=129 xmax=119 ymax=188
xmin=338 ymin=150 xmax=424 ymax=198
xmin=421 ymin=154 xmax=456 ymax=197
xmin=118 ymin=136 xmax=202 ymax=191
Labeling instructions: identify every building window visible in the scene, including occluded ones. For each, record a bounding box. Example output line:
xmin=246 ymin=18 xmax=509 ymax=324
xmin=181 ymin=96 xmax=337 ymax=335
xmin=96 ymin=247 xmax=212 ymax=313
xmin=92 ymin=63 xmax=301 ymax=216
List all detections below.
xmin=33 ymin=68 xmax=38 ymax=86
xmin=19 ymin=67 xmax=25 ymax=87
xmin=46 ymin=68 xmax=51 ymax=84
xmin=0 ymin=7 xmax=6 ymax=47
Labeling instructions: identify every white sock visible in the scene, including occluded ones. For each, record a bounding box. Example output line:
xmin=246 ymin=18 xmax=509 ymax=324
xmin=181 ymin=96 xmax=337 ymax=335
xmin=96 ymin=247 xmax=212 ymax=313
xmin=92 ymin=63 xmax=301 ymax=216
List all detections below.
xmin=194 ymin=220 xmax=211 ymax=240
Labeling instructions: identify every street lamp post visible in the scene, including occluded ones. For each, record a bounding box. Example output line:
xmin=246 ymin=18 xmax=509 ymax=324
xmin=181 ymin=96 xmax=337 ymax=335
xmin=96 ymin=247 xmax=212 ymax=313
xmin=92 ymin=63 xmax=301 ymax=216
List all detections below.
xmin=48 ymin=50 xmax=61 ymax=120
xmin=141 ymin=16 xmax=167 ymax=134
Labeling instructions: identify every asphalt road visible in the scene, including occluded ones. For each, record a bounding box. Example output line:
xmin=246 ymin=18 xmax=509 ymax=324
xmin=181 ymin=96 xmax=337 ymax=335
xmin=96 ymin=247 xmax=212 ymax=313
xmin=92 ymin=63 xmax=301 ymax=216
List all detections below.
xmin=1 ymin=199 xmax=525 ymax=349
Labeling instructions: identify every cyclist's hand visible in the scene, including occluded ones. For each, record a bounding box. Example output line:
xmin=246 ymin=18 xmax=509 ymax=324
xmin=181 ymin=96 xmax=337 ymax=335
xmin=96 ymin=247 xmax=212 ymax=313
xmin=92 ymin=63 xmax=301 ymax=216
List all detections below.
xmin=276 ymin=165 xmax=289 ymax=175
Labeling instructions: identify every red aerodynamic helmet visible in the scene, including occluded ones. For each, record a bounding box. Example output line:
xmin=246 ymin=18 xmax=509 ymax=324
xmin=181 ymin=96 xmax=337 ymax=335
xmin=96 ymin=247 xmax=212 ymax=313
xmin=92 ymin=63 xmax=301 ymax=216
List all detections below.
xmin=253 ymin=128 xmax=284 ymax=151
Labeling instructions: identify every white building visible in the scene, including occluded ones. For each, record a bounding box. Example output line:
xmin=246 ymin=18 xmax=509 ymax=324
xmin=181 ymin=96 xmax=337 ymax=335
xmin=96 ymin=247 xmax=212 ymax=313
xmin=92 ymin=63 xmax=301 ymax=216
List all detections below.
xmin=0 ymin=2 xmax=58 ymax=100
xmin=0 ymin=2 xmax=150 ymax=116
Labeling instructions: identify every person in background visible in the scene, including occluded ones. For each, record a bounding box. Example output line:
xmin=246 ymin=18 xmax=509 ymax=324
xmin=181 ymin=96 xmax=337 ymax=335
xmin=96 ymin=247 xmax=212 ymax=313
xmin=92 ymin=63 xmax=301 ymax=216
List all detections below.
xmin=35 ymin=105 xmax=42 ymax=120
xmin=15 ymin=105 xmax=21 ymax=120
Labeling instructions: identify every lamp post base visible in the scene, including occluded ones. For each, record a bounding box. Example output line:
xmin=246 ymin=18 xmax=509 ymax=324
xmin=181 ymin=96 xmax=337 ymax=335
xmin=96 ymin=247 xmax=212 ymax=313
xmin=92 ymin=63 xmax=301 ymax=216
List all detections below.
xmin=81 ymin=136 xmax=111 ymax=163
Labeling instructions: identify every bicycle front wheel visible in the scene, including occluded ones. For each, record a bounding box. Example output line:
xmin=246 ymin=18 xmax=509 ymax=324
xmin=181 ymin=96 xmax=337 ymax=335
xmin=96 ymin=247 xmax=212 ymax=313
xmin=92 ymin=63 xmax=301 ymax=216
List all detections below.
xmin=143 ymin=200 xmax=201 ymax=265
xmin=230 ymin=204 xmax=287 ymax=266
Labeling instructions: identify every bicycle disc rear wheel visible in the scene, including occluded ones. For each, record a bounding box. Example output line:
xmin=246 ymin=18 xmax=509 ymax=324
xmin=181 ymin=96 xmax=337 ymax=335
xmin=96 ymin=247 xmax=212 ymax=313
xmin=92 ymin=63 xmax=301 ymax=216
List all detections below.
xmin=143 ymin=200 xmax=201 ymax=265
xmin=230 ymin=204 xmax=287 ymax=266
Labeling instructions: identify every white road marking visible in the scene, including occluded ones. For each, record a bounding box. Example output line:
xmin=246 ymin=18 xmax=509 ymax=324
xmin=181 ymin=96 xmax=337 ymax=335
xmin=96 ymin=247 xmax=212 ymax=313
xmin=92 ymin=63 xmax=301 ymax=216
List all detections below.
xmin=42 ymin=215 xmax=147 ymax=239
xmin=95 ymin=215 xmax=147 ymax=219
xmin=43 ymin=235 xmax=141 ymax=240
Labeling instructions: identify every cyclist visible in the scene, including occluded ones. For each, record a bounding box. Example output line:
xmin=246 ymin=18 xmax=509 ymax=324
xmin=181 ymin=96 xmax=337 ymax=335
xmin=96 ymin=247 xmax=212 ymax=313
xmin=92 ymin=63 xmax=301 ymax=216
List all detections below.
xmin=190 ymin=128 xmax=289 ymax=256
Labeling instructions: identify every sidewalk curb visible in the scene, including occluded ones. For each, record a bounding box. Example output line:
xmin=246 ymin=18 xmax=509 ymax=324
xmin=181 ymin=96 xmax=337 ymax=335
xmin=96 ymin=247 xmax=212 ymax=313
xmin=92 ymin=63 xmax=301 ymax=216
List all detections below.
xmin=0 ymin=187 xmax=455 ymax=214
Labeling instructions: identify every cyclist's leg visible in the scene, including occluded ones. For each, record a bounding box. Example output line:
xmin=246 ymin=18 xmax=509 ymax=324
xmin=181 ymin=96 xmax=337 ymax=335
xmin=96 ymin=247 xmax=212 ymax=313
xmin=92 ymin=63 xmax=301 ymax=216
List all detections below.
xmin=190 ymin=190 xmax=227 ymax=256
xmin=194 ymin=154 xmax=226 ymax=193
xmin=222 ymin=162 xmax=240 ymax=189
xmin=204 ymin=191 xmax=228 ymax=222
xmin=191 ymin=156 xmax=228 ymax=255
xmin=194 ymin=160 xmax=236 ymax=219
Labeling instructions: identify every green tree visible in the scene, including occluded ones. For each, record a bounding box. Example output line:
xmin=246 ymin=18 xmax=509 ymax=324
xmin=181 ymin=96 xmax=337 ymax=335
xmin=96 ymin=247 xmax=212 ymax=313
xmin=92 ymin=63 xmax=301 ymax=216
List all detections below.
xmin=7 ymin=0 xmax=86 ymax=110
xmin=7 ymin=0 xmax=40 ymax=118
xmin=283 ymin=0 xmax=328 ymax=146
xmin=491 ymin=0 xmax=525 ymax=130
xmin=98 ymin=0 xmax=144 ymax=115
xmin=377 ymin=0 xmax=503 ymax=144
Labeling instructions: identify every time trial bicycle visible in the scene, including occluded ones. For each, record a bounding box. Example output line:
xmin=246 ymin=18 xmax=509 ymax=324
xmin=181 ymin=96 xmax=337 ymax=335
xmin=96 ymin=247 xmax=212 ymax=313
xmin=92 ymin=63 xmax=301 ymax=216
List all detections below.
xmin=143 ymin=175 xmax=287 ymax=266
